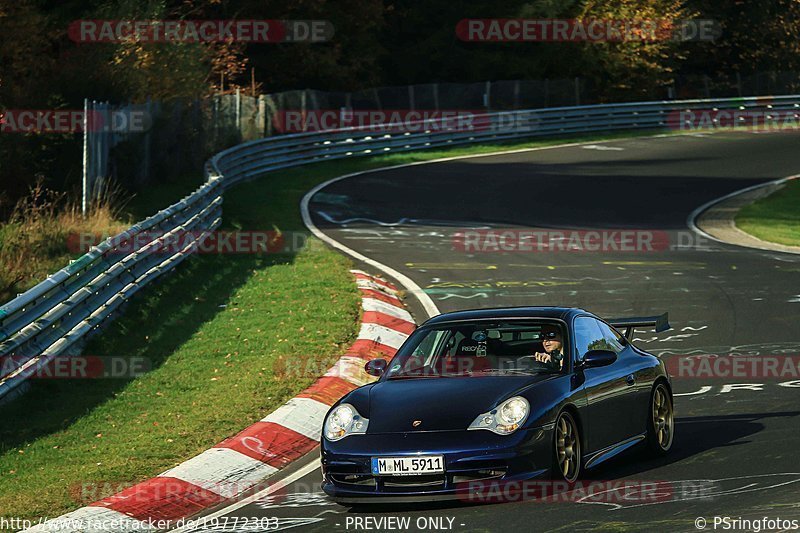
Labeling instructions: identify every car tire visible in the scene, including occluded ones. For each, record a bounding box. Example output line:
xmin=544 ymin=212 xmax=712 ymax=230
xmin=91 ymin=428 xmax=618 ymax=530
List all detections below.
xmin=552 ymin=410 xmax=581 ymax=483
xmin=647 ymin=382 xmax=674 ymax=456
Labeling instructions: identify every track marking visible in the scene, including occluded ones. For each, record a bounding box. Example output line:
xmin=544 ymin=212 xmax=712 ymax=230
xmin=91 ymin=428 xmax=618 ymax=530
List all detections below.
xmin=317 ymin=211 xmax=416 ymax=226
xmin=168 ymin=459 xmax=323 ymax=532
xmin=674 ymin=386 xmax=713 ymax=396
xmin=406 ymin=262 xmax=499 ymax=270
xmin=582 ymin=144 xmax=624 ymax=151
xmin=576 ymin=473 xmax=800 ymax=511
xmin=439 ymin=293 xmax=489 ymax=300
xmin=302 ymin=132 xmax=721 ymax=319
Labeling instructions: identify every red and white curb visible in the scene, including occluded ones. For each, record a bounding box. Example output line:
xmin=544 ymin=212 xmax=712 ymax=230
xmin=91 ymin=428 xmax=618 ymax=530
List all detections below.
xmin=25 ymin=270 xmax=414 ymax=532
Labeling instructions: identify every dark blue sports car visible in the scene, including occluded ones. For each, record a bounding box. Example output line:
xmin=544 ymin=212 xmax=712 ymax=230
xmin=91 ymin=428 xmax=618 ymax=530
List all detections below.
xmin=320 ymin=307 xmax=674 ymax=503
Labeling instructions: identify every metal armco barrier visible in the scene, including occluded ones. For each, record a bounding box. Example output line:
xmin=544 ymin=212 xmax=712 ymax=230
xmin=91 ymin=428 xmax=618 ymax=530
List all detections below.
xmin=1 ymin=94 xmax=797 ymax=401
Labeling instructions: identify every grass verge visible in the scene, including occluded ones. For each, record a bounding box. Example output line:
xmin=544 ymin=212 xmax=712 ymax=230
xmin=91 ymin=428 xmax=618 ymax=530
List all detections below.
xmin=0 ymin=128 xmax=665 ymax=524
xmin=735 ymin=179 xmax=800 ymax=246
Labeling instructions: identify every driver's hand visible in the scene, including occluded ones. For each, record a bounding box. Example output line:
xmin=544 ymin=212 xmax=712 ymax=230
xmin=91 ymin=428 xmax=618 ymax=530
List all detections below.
xmin=533 ymin=352 xmax=552 ymax=363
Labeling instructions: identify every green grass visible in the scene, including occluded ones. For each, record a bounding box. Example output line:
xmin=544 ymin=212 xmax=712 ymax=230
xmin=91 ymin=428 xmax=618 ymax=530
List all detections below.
xmin=0 ymin=173 xmax=363 ymax=522
xmin=0 ymin=128 xmax=666 ymax=524
xmin=736 ymin=179 xmax=800 ymax=246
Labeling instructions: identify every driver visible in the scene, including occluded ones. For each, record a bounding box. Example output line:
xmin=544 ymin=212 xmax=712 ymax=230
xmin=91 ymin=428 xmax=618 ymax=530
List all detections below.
xmin=533 ymin=325 xmax=565 ymax=370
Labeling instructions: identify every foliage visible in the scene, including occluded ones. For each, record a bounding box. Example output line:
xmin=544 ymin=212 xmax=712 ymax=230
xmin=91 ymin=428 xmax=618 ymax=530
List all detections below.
xmin=1 ymin=0 xmax=800 ymax=208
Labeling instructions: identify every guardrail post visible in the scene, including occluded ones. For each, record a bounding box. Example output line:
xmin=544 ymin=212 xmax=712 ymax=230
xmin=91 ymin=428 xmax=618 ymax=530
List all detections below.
xmin=235 ymin=88 xmax=241 ymax=132
xmin=82 ymin=98 xmax=89 ymax=218
xmin=258 ymin=95 xmax=267 ymax=137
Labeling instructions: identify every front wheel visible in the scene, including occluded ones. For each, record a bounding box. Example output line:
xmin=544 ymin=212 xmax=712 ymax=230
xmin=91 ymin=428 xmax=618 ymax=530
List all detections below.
xmin=553 ymin=410 xmax=581 ymax=483
xmin=647 ymin=382 xmax=674 ymax=455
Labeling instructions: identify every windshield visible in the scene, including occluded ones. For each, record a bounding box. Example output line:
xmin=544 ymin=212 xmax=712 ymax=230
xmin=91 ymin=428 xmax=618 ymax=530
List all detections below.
xmin=385 ymin=320 xmax=567 ymax=379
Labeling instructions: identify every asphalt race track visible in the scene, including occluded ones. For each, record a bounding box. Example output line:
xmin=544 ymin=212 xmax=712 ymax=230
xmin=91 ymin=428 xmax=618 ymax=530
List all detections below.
xmin=184 ymin=132 xmax=800 ymax=532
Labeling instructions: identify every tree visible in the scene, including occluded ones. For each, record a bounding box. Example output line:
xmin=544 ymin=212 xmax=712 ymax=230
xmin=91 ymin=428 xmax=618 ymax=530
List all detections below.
xmin=573 ymin=0 xmax=695 ymax=101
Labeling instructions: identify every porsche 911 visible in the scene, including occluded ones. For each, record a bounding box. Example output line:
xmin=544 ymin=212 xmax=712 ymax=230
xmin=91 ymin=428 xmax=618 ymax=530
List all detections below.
xmin=320 ymin=306 xmax=674 ymax=503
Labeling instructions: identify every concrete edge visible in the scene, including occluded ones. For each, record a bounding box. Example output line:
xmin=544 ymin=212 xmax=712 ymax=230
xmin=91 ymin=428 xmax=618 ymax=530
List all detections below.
xmin=688 ymin=175 xmax=800 ymax=255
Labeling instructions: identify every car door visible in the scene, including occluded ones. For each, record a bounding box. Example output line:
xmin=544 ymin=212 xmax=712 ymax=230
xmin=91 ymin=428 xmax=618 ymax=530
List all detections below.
xmin=594 ymin=319 xmax=651 ymax=440
xmin=573 ymin=316 xmax=638 ymax=455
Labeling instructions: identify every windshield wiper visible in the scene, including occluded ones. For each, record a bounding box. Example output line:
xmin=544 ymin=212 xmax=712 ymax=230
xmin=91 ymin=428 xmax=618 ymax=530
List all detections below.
xmin=387 ymin=373 xmax=448 ymax=380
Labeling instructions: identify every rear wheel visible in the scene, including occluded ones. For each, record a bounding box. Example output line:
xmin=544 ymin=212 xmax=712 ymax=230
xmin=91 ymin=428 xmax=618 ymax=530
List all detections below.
xmin=553 ymin=410 xmax=581 ymax=483
xmin=647 ymin=383 xmax=674 ymax=455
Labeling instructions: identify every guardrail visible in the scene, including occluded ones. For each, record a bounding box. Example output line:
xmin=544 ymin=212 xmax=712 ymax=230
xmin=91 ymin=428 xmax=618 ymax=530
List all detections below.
xmin=2 ymin=94 xmax=798 ymax=401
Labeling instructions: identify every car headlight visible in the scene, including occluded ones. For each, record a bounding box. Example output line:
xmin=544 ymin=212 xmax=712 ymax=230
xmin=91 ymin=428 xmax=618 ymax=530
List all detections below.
xmin=468 ymin=396 xmax=529 ymax=435
xmin=323 ymin=403 xmax=369 ymax=441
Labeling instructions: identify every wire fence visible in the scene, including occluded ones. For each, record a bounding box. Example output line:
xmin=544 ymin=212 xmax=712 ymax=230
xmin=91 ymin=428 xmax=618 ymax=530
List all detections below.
xmin=81 ymin=71 xmax=800 ymax=204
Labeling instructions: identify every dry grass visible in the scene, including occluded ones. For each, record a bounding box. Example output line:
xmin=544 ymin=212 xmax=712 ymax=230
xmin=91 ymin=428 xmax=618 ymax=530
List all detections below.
xmin=0 ymin=181 xmax=130 ymax=304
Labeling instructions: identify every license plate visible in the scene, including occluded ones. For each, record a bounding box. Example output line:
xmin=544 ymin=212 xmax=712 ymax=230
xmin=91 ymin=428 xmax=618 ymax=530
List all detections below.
xmin=371 ymin=455 xmax=445 ymax=476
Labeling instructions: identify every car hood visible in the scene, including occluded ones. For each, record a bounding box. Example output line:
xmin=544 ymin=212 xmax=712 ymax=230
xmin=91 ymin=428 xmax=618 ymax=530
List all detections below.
xmin=366 ymin=374 xmax=553 ymax=434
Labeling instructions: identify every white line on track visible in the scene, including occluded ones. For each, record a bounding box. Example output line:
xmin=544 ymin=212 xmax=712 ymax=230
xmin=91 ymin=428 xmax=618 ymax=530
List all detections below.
xmin=300 ymin=133 xmax=693 ymax=319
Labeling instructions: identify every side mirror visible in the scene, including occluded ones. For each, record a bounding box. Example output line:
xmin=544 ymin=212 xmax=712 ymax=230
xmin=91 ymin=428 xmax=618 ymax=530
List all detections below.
xmin=365 ymin=358 xmax=388 ymax=377
xmin=580 ymin=349 xmax=617 ymax=368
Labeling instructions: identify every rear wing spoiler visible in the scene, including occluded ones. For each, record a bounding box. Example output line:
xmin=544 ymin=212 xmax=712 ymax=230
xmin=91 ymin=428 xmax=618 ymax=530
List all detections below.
xmin=607 ymin=312 xmax=671 ymax=340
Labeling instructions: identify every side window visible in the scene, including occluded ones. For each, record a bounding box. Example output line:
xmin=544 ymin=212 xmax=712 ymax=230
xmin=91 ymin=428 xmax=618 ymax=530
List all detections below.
xmin=410 ymin=329 xmax=447 ymax=367
xmin=573 ymin=317 xmax=625 ymax=361
xmin=412 ymin=330 xmax=439 ymax=357
xmin=595 ymin=321 xmax=626 ymax=353
xmin=573 ymin=317 xmax=602 ymax=361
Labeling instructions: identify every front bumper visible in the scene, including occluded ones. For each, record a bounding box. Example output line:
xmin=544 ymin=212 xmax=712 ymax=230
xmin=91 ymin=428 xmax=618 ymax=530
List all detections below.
xmin=321 ymin=426 xmax=552 ymax=503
